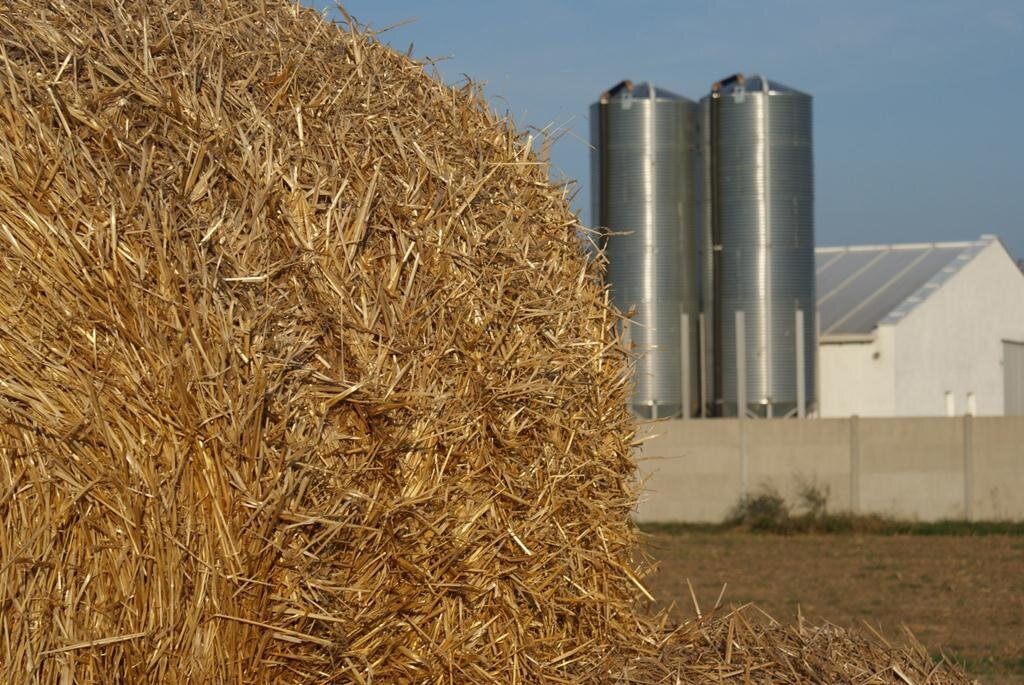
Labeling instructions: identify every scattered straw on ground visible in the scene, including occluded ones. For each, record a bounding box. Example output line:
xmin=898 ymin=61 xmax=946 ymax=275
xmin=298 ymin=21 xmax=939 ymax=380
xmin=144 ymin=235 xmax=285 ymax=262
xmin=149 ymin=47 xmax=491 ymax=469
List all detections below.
xmin=0 ymin=1 xmax=972 ymax=682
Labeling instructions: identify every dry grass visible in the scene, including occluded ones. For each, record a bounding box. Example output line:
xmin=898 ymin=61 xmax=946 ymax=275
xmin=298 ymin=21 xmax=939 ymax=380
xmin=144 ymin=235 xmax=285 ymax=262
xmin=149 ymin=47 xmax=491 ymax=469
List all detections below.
xmin=0 ymin=0 xmax=972 ymax=682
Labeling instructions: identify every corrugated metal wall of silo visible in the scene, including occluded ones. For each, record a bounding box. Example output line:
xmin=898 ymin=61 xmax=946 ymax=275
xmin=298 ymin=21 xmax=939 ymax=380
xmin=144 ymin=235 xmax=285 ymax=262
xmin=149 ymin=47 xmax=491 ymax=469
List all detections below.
xmin=701 ymin=74 xmax=817 ymax=417
xmin=591 ymin=81 xmax=700 ymax=418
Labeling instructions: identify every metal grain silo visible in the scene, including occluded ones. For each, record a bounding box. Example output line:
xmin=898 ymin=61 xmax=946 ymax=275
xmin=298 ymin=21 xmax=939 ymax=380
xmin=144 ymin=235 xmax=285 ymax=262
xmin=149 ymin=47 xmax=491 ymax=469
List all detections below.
xmin=591 ymin=81 xmax=700 ymax=419
xmin=701 ymin=74 xmax=816 ymax=417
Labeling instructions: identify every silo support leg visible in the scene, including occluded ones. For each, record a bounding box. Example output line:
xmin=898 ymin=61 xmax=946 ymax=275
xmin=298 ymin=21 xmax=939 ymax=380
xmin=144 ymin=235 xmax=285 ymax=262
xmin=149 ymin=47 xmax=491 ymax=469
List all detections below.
xmin=796 ymin=309 xmax=806 ymax=419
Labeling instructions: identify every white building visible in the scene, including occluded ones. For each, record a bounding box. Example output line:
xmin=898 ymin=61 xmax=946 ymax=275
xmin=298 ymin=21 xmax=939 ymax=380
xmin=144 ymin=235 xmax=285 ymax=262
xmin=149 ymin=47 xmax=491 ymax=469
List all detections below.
xmin=816 ymin=235 xmax=1024 ymax=417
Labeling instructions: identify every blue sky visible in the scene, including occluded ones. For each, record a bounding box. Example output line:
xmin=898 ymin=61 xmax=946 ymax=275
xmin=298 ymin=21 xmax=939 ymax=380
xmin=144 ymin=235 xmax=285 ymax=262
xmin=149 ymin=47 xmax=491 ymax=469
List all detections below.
xmin=311 ymin=1 xmax=1024 ymax=260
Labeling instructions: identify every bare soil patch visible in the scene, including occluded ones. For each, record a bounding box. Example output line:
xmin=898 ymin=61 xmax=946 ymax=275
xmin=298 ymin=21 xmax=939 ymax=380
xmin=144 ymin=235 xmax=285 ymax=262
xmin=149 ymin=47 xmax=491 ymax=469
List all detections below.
xmin=644 ymin=532 xmax=1024 ymax=684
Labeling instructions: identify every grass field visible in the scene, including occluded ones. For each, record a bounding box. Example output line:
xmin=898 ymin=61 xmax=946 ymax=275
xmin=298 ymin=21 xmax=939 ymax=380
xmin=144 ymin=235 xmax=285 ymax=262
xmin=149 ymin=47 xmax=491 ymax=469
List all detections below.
xmin=643 ymin=531 xmax=1024 ymax=684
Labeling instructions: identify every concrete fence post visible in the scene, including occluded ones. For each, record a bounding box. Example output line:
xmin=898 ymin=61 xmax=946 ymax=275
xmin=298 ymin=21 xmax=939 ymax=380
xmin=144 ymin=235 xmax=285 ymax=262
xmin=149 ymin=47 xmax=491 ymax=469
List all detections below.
xmin=963 ymin=414 xmax=973 ymax=521
xmin=849 ymin=415 xmax=860 ymax=513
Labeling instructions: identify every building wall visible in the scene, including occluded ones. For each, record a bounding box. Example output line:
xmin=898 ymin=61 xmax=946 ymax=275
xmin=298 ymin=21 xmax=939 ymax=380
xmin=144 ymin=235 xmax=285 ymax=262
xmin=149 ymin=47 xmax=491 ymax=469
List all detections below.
xmin=893 ymin=240 xmax=1024 ymax=416
xmin=634 ymin=416 xmax=1024 ymax=523
xmin=818 ymin=328 xmax=895 ymax=417
xmin=817 ymin=240 xmax=1024 ymax=418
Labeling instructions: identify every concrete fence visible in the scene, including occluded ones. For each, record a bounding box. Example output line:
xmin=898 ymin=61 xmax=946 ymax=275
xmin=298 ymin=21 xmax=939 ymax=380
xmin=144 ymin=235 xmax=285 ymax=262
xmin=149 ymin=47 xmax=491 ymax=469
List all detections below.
xmin=634 ymin=416 xmax=1024 ymax=522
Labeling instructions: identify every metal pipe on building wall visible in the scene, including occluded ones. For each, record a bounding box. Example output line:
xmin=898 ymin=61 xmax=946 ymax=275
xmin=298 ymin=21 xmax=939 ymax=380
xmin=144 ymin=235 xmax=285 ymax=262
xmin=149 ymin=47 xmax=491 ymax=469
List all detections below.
xmin=591 ymin=81 xmax=701 ymax=419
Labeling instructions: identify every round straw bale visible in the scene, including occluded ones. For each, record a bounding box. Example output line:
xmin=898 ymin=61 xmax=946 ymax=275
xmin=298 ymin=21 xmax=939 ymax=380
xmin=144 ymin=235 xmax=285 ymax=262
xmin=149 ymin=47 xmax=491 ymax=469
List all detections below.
xmin=0 ymin=1 xmax=647 ymax=681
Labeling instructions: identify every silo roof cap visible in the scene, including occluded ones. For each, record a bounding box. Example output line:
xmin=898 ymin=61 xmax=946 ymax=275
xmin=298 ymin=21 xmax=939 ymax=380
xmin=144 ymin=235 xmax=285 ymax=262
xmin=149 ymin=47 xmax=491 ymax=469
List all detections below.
xmin=712 ymin=74 xmax=808 ymax=97
xmin=598 ymin=80 xmax=691 ymax=103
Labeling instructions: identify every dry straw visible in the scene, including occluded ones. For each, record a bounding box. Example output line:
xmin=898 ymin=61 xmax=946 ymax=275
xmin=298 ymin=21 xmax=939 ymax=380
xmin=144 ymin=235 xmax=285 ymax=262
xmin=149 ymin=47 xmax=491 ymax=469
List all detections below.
xmin=0 ymin=1 xmax=971 ymax=682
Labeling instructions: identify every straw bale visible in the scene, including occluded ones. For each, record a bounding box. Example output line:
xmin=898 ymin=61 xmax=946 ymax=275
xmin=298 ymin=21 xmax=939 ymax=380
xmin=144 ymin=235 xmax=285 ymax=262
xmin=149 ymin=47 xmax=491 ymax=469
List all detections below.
xmin=627 ymin=605 xmax=975 ymax=683
xmin=0 ymin=1 xmax=971 ymax=682
xmin=0 ymin=1 xmax=647 ymax=680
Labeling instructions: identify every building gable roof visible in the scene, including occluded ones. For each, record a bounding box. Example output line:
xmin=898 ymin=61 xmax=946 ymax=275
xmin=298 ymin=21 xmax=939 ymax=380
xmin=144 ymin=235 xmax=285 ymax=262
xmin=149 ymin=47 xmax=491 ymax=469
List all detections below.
xmin=815 ymin=235 xmax=997 ymax=340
